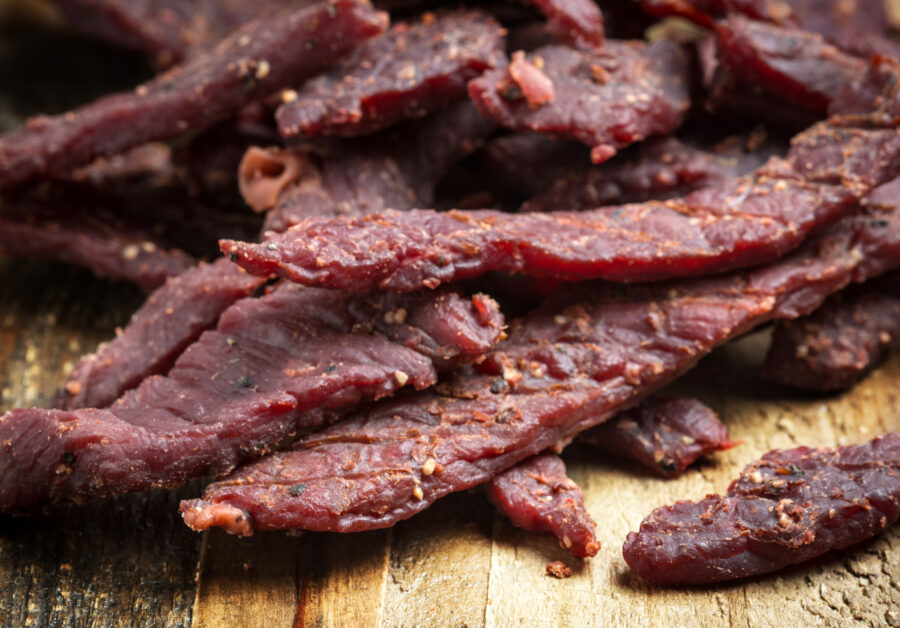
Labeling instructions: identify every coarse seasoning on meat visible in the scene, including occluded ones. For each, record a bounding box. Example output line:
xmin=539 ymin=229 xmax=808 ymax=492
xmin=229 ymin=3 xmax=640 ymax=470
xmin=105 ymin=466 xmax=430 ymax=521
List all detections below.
xmin=49 ymin=0 xmax=316 ymax=68
xmin=0 ymin=285 xmax=503 ymax=511
xmin=714 ymin=16 xmax=865 ymax=116
xmin=763 ymin=279 xmax=900 ymax=391
xmin=275 ymin=10 xmax=505 ymax=139
xmin=622 ymin=433 xmax=900 ymax=585
xmin=468 ymin=41 xmax=692 ymax=163
xmin=522 ymin=0 xmax=605 ymax=50
xmin=183 ymin=204 xmax=900 ymax=536
xmin=259 ymin=102 xmax=496 ymax=232
xmin=486 ymin=453 xmax=600 ymax=557
xmin=222 ymin=114 xmax=900 ymax=292
xmin=53 ymin=259 xmax=265 ymax=410
xmin=0 ymin=0 xmax=388 ymax=189
xmin=580 ymin=397 xmax=737 ymax=478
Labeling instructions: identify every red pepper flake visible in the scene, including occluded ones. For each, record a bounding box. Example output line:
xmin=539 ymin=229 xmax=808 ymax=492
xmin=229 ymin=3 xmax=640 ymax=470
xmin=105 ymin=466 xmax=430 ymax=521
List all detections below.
xmin=508 ymin=51 xmax=556 ymax=110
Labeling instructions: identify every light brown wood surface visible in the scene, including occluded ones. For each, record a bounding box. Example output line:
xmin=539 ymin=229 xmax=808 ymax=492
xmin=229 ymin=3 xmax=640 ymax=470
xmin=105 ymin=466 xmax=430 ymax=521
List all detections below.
xmin=2 ymin=257 xmax=899 ymax=627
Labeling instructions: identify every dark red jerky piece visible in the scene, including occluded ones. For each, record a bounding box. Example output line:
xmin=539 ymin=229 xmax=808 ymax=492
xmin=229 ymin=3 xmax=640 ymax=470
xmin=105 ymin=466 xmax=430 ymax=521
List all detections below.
xmin=623 ymin=433 xmax=900 ymax=585
xmin=275 ymin=11 xmax=505 ymax=140
xmin=580 ymin=397 xmax=737 ymax=478
xmin=50 ymin=0 xmax=315 ymax=68
xmin=776 ymin=0 xmax=900 ymax=61
xmin=264 ymin=102 xmax=496 ymax=233
xmin=524 ymin=0 xmax=605 ymax=50
xmin=54 ymin=259 xmax=265 ymax=410
xmin=477 ymin=133 xmax=590 ymax=200
xmin=222 ymin=99 xmax=900 ymax=292
xmin=763 ymin=281 xmax=900 ymax=391
xmin=0 ymin=285 xmax=503 ymax=511
xmin=0 ymin=0 xmax=387 ymax=189
xmin=638 ymin=0 xmax=900 ymax=60
xmin=0 ymin=189 xmax=193 ymax=292
xmin=468 ymin=42 xmax=692 ymax=164
xmin=486 ymin=453 xmax=600 ymax=557
xmin=714 ymin=16 xmax=865 ymax=116
xmin=183 ymin=206 xmax=900 ymax=535
xmin=520 ymin=137 xmax=734 ymax=213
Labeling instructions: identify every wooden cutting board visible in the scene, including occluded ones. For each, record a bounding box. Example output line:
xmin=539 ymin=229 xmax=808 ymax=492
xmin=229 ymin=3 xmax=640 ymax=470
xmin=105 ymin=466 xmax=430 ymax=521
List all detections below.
xmin=1 ymin=257 xmax=899 ymax=628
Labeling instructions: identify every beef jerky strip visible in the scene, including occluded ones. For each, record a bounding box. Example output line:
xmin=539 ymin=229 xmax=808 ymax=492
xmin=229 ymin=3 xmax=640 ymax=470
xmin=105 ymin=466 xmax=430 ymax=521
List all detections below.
xmin=468 ymin=41 xmax=692 ymax=164
xmin=713 ymin=16 xmax=865 ymax=117
xmin=222 ymin=115 xmax=899 ymax=292
xmin=522 ymin=0 xmax=605 ymax=50
xmin=623 ymin=433 xmax=900 ymax=585
xmin=0 ymin=285 xmax=503 ymax=511
xmin=580 ymin=397 xmax=738 ymax=478
xmin=258 ymin=102 xmax=496 ymax=233
xmin=637 ymin=0 xmax=900 ymax=60
xmin=0 ymin=0 xmax=388 ymax=189
xmin=49 ymin=0 xmax=315 ymax=69
xmin=486 ymin=453 xmax=600 ymax=557
xmin=184 ymin=201 xmax=900 ymax=535
xmin=763 ymin=279 xmax=900 ymax=391
xmin=54 ymin=259 xmax=265 ymax=410
xmin=520 ymin=137 xmax=734 ymax=213
xmin=275 ymin=10 xmax=504 ymax=140
xmin=0 ymin=187 xmax=193 ymax=292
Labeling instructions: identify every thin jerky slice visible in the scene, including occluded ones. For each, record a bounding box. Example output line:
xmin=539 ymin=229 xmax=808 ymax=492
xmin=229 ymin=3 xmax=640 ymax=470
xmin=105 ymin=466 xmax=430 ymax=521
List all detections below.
xmin=50 ymin=0 xmax=314 ymax=68
xmin=222 ymin=113 xmax=900 ymax=291
xmin=524 ymin=0 xmax=605 ymax=49
xmin=0 ymin=0 xmax=388 ymax=189
xmin=183 ymin=202 xmax=900 ymax=535
xmin=0 ymin=285 xmax=503 ymax=511
xmin=623 ymin=433 xmax=900 ymax=585
xmin=714 ymin=16 xmax=865 ymax=117
xmin=763 ymin=280 xmax=900 ymax=391
xmin=263 ymin=102 xmax=496 ymax=233
xmin=486 ymin=453 xmax=600 ymax=557
xmin=275 ymin=11 xmax=505 ymax=139
xmin=54 ymin=259 xmax=265 ymax=410
xmin=0 ymin=186 xmax=193 ymax=292
xmin=580 ymin=397 xmax=737 ymax=478
xmin=520 ymin=137 xmax=733 ymax=212
xmin=637 ymin=0 xmax=900 ymax=60
xmin=468 ymin=41 xmax=692 ymax=163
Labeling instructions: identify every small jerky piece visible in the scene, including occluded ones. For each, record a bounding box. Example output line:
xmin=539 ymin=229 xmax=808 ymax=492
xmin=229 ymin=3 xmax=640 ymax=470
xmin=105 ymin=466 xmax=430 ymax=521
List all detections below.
xmin=276 ymin=11 xmax=505 ymax=139
xmin=223 ymin=120 xmax=898 ymax=291
xmin=184 ymin=204 xmax=900 ymax=535
xmin=468 ymin=42 xmax=692 ymax=163
xmin=623 ymin=433 xmax=900 ymax=585
xmin=50 ymin=0 xmax=315 ymax=68
xmin=763 ymin=282 xmax=900 ymax=391
xmin=580 ymin=397 xmax=738 ymax=478
xmin=0 ymin=0 xmax=388 ymax=189
xmin=524 ymin=0 xmax=605 ymax=49
xmin=264 ymin=102 xmax=496 ymax=232
xmin=54 ymin=259 xmax=265 ymax=410
xmin=0 ymin=188 xmax=193 ymax=292
xmin=486 ymin=453 xmax=600 ymax=557
xmin=520 ymin=137 xmax=733 ymax=212
xmin=1 ymin=285 xmax=503 ymax=510
xmin=715 ymin=16 xmax=865 ymax=117
xmin=546 ymin=561 xmax=572 ymax=578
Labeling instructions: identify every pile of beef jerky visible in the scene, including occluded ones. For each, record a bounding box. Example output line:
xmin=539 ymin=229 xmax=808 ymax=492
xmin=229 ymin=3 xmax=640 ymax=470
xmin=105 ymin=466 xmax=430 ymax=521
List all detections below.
xmin=1 ymin=0 xmax=900 ymax=586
